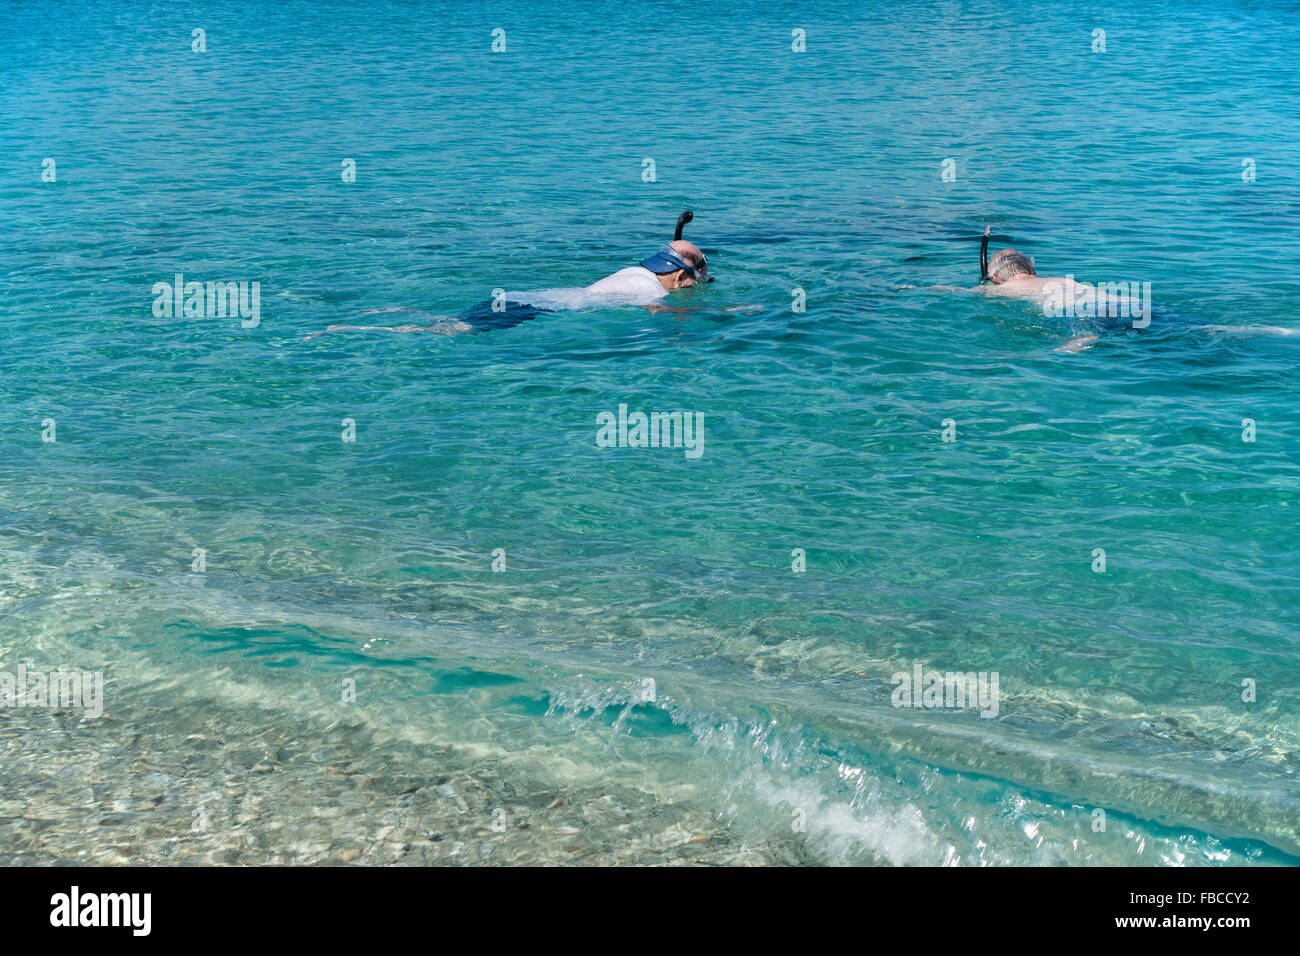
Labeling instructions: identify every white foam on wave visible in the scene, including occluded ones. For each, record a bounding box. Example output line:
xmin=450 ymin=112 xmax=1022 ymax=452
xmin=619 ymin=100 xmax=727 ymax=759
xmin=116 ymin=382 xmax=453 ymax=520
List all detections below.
xmin=740 ymin=770 xmax=940 ymax=865
xmin=542 ymin=674 xmax=939 ymax=864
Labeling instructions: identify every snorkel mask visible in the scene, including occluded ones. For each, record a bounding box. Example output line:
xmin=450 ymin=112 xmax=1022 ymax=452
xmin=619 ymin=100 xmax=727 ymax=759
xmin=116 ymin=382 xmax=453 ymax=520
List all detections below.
xmin=640 ymin=245 xmax=707 ymax=279
xmin=639 ymin=210 xmax=714 ymax=282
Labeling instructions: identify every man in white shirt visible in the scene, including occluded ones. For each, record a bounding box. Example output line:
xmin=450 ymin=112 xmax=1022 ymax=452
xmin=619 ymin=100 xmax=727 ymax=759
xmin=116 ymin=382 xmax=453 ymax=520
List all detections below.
xmin=585 ymin=240 xmax=710 ymax=301
xmin=467 ymin=239 xmax=709 ymax=328
xmin=308 ymin=238 xmax=711 ymax=338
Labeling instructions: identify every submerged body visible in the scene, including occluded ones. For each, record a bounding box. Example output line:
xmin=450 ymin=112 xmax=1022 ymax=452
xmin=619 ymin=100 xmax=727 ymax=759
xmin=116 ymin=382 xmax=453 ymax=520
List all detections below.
xmin=979 ymin=275 xmax=1071 ymax=298
xmin=964 ymin=239 xmax=1153 ymax=351
xmin=978 ymin=277 xmax=1100 ymax=351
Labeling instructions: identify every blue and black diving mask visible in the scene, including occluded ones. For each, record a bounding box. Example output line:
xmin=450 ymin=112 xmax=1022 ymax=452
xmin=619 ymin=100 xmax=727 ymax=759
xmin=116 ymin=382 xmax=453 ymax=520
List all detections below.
xmin=640 ymin=245 xmax=713 ymax=282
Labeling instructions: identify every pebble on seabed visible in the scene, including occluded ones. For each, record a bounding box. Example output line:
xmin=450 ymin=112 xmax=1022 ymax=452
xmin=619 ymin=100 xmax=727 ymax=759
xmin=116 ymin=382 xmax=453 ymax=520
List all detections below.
xmin=0 ymin=690 xmax=806 ymax=866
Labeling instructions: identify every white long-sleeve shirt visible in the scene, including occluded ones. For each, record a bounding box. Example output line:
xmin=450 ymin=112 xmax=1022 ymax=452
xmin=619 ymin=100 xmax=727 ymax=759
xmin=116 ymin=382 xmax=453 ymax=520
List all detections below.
xmin=584 ymin=266 xmax=668 ymax=301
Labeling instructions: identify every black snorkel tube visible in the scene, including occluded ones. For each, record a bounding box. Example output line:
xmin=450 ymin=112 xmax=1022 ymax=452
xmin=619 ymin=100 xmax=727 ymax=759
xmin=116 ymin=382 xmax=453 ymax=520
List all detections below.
xmin=674 ymin=210 xmax=714 ymax=282
xmin=674 ymin=210 xmax=693 ymax=241
xmin=979 ymin=225 xmax=991 ymax=283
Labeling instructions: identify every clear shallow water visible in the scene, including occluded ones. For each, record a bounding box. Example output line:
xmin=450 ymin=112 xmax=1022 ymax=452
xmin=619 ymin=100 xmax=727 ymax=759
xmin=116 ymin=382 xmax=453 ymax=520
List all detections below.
xmin=2 ymin=0 xmax=1299 ymax=864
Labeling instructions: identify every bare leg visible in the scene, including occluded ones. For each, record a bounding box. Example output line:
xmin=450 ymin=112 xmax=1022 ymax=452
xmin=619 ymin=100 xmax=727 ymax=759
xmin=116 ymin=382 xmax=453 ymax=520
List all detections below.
xmin=1057 ymin=335 xmax=1099 ymax=353
xmin=305 ymin=323 xmax=406 ymax=341
xmin=304 ymin=299 xmax=478 ymax=340
xmin=303 ymin=320 xmax=465 ymax=342
xmin=1196 ymin=324 xmax=1296 ymax=337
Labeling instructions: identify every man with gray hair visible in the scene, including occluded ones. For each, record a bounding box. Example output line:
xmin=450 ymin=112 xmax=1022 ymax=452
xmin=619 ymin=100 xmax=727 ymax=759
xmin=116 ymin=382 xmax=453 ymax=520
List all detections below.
xmin=974 ymin=228 xmax=1102 ymax=351
xmin=982 ymin=244 xmax=1070 ymax=297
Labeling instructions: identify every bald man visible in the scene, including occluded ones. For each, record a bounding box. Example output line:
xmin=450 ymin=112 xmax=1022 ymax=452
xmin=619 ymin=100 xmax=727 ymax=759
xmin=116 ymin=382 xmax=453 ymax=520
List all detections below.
xmin=587 ymin=239 xmax=710 ymax=298
xmin=460 ymin=238 xmax=710 ymax=329
xmin=305 ymin=239 xmax=712 ymax=339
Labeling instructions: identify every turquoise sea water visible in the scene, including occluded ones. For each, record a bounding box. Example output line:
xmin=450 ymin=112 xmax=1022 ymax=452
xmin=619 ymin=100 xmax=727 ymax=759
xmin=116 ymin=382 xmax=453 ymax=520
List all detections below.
xmin=3 ymin=0 xmax=1299 ymax=864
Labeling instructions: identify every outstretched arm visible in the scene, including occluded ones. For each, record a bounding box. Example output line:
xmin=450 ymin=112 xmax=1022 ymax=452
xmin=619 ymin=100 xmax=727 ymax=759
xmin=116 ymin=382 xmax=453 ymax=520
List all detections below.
xmin=640 ymin=303 xmax=766 ymax=315
xmin=357 ymin=306 xmax=438 ymax=317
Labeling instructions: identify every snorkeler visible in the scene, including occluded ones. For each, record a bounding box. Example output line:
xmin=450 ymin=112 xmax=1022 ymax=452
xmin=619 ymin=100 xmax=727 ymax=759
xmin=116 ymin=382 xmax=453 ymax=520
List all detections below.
xmin=587 ymin=211 xmax=711 ymax=298
xmin=466 ymin=210 xmax=710 ymax=327
xmin=306 ymin=211 xmax=712 ymax=339
xmin=957 ymin=227 xmax=1291 ymax=343
xmin=964 ymin=226 xmax=1152 ymax=352
xmin=977 ymin=226 xmax=1072 ymax=298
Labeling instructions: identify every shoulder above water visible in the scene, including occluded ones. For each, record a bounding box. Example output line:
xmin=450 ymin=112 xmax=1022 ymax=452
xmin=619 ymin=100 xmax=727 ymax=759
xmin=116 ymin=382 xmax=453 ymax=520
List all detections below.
xmin=586 ymin=266 xmax=668 ymax=301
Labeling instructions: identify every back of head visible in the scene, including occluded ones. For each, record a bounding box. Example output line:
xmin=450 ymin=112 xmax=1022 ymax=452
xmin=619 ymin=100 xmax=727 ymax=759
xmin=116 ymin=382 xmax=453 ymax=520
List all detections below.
xmin=987 ymin=248 xmax=1036 ymax=282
